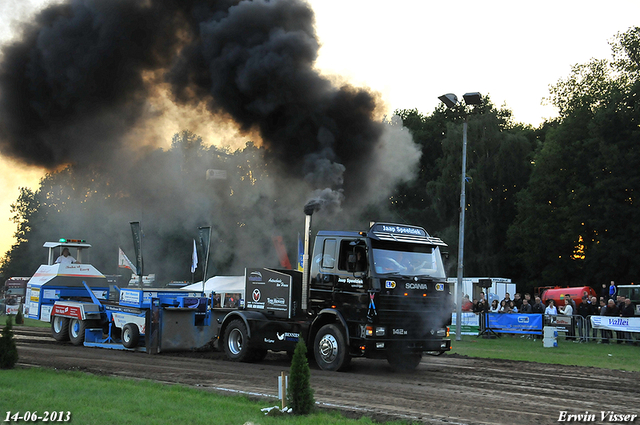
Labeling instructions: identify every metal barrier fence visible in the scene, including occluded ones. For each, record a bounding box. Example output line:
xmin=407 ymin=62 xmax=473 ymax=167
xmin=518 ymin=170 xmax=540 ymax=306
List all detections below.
xmin=542 ymin=314 xmax=639 ymax=344
xmin=467 ymin=312 xmax=640 ymax=345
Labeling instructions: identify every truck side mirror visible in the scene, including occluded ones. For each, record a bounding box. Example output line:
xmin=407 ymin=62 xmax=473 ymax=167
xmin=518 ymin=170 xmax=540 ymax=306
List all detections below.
xmin=346 ymin=253 xmax=357 ymax=272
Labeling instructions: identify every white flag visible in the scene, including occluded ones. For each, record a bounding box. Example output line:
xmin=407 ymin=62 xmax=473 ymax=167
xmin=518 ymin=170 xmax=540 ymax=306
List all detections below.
xmin=191 ymin=239 xmax=198 ymax=273
xmin=118 ymin=247 xmax=136 ymax=270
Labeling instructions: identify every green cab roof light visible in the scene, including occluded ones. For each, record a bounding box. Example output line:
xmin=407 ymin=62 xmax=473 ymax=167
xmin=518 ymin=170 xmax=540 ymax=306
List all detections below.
xmin=58 ymin=238 xmax=86 ymax=243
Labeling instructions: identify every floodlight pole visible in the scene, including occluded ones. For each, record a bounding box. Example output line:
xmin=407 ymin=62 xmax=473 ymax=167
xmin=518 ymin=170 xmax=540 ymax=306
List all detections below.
xmin=439 ymin=92 xmax=481 ymax=341
xmin=455 ymin=118 xmax=468 ymax=341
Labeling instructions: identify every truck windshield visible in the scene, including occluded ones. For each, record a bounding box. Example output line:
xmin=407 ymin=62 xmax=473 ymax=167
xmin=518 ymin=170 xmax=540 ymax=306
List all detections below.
xmin=371 ymin=241 xmax=443 ymax=278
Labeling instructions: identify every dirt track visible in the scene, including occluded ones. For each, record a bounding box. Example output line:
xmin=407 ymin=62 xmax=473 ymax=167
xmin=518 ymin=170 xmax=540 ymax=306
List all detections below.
xmin=13 ymin=326 xmax=640 ymax=425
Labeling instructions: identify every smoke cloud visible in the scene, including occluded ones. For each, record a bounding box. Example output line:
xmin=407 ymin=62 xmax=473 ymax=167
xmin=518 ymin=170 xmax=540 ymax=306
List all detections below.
xmin=0 ymin=0 xmax=422 ymax=278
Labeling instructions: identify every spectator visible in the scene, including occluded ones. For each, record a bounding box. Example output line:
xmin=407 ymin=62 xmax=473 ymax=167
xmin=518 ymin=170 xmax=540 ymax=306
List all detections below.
xmin=600 ymin=283 xmax=608 ymax=301
xmin=514 ymin=293 xmax=523 ymax=310
xmin=604 ymin=299 xmax=620 ymax=344
xmin=520 ymin=298 xmax=532 ymax=313
xmin=532 ymin=297 xmax=545 ymax=314
xmin=508 ymin=300 xmax=517 ymax=314
xmin=545 ymin=299 xmax=557 ymax=315
xmin=614 ymin=296 xmax=626 ymax=344
xmin=461 ymin=295 xmax=473 ymax=312
xmin=609 ymin=281 xmax=617 ymax=300
xmin=501 ymin=292 xmax=512 ymax=305
xmin=620 ymin=297 xmax=635 ymax=345
xmin=498 ymin=300 xmax=508 ymax=313
xmin=489 ymin=299 xmax=500 ymax=313
xmin=599 ymin=298 xmax=609 ymax=343
xmin=590 ymin=296 xmax=600 ymax=340
xmin=471 ymin=299 xmax=479 ymax=312
xmin=474 ymin=298 xmax=488 ymax=313
xmin=577 ymin=295 xmax=593 ymax=342
xmin=560 ymin=298 xmax=575 ymax=341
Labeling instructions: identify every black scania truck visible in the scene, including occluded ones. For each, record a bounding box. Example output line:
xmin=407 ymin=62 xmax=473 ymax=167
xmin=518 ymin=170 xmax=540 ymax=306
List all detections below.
xmin=216 ymin=210 xmax=453 ymax=371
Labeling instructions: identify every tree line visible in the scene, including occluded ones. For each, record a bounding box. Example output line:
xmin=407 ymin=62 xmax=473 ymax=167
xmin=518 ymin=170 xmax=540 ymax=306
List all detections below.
xmin=1 ymin=27 xmax=638 ymax=295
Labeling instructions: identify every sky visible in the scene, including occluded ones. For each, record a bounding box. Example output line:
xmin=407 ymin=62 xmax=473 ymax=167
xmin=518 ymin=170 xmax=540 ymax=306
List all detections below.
xmin=0 ymin=0 xmax=639 ymax=257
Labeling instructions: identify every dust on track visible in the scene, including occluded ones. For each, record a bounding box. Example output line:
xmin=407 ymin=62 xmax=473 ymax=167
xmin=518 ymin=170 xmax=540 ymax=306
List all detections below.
xmin=12 ymin=326 xmax=640 ymax=425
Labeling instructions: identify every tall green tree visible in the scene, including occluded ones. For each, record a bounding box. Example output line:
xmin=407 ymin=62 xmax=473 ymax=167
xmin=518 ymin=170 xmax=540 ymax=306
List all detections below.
xmin=509 ymin=27 xmax=640 ymax=288
xmin=0 ymin=187 xmax=42 ymax=279
xmin=397 ymin=99 xmax=535 ymax=278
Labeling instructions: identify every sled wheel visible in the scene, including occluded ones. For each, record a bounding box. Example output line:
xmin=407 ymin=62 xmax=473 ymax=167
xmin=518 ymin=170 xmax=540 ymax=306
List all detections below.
xmin=314 ymin=323 xmax=350 ymax=371
xmin=51 ymin=316 xmax=70 ymax=342
xmin=69 ymin=318 xmax=86 ymax=346
xmin=122 ymin=323 xmax=140 ymax=348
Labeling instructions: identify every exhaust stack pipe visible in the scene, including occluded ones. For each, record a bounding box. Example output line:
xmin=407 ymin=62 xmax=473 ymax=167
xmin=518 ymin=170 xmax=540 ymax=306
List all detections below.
xmin=302 ymin=202 xmax=318 ymax=312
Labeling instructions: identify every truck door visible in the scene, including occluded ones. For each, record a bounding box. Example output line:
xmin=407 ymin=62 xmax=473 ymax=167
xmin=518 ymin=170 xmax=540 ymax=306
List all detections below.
xmin=310 ymin=237 xmax=338 ymax=308
xmin=334 ymin=239 xmax=369 ymax=321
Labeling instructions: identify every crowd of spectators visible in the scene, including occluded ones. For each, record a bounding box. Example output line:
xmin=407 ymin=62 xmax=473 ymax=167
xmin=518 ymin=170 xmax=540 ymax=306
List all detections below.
xmin=459 ymin=283 xmax=637 ymax=345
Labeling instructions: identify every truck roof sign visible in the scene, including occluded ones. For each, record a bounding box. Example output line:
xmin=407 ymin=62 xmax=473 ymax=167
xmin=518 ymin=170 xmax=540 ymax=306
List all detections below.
xmin=370 ymin=222 xmax=447 ymax=247
xmin=371 ymin=223 xmax=427 ymax=237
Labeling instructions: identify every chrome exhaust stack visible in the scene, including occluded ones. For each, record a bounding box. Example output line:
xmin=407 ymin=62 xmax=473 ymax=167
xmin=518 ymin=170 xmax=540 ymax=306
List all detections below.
xmin=301 ymin=201 xmax=318 ymax=312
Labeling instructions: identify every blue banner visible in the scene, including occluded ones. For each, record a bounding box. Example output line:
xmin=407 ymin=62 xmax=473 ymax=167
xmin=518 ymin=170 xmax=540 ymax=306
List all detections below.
xmin=487 ymin=313 xmax=543 ymax=334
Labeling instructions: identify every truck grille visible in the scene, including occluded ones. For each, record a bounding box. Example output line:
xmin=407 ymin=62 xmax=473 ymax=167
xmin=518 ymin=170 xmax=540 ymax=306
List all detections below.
xmin=376 ymin=295 xmax=450 ymax=339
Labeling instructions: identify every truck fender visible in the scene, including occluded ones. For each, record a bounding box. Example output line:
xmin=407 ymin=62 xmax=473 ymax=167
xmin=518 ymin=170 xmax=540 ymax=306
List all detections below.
xmin=309 ymin=308 xmax=350 ymax=345
xmin=219 ymin=310 xmax=267 ymax=340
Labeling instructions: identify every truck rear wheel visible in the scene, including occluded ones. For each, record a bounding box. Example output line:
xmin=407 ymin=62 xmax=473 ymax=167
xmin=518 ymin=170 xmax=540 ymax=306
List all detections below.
xmin=223 ymin=320 xmax=253 ymax=362
xmin=314 ymin=324 xmax=350 ymax=371
xmin=69 ymin=318 xmax=86 ymax=346
xmin=122 ymin=323 xmax=140 ymax=348
xmin=51 ymin=316 xmax=70 ymax=342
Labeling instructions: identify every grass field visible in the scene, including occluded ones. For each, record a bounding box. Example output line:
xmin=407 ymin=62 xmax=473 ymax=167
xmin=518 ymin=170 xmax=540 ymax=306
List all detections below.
xmin=447 ymin=334 xmax=640 ymax=372
xmin=1 ymin=314 xmax=50 ymax=328
xmin=2 ymin=315 xmax=638 ymax=424
xmin=0 ymin=368 xmax=395 ymax=425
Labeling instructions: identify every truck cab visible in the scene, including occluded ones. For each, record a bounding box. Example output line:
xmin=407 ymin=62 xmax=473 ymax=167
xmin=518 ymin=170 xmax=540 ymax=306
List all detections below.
xmin=307 ymin=222 xmax=452 ymax=370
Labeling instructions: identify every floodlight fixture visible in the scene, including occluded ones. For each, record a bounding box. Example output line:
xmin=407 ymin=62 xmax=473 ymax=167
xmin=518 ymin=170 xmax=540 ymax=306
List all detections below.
xmin=438 ymin=93 xmax=458 ymax=108
xmin=463 ymin=92 xmax=482 ymax=105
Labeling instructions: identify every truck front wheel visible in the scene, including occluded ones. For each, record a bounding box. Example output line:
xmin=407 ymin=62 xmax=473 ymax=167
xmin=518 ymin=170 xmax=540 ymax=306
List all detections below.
xmin=51 ymin=316 xmax=70 ymax=342
xmin=69 ymin=318 xmax=86 ymax=346
xmin=314 ymin=324 xmax=350 ymax=371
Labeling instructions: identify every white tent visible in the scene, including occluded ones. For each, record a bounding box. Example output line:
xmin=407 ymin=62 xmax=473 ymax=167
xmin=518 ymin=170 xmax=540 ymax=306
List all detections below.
xmin=182 ymin=276 xmax=245 ymax=307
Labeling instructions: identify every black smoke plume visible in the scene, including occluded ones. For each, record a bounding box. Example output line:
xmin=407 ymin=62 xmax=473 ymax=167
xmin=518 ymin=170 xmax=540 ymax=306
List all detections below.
xmin=0 ymin=0 xmax=421 ymax=278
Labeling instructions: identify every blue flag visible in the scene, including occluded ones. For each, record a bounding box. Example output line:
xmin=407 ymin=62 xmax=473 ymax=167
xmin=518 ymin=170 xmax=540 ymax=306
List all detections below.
xmin=297 ymin=233 xmax=304 ymax=271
